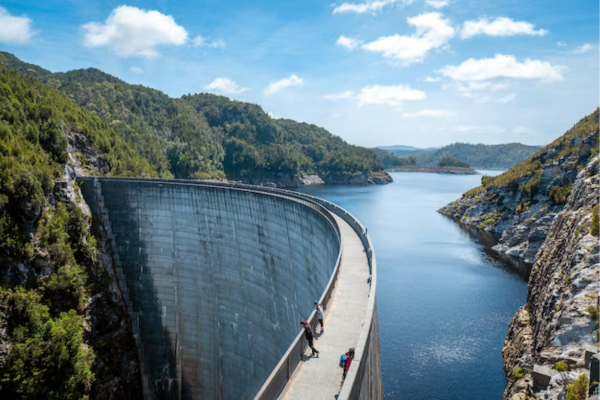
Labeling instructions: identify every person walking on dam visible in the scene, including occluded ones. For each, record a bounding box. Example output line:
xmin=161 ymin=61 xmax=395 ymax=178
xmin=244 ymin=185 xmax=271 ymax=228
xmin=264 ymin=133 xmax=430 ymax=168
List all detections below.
xmin=300 ymin=321 xmax=319 ymax=357
xmin=314 ymin=301 xmax=325 ymax=333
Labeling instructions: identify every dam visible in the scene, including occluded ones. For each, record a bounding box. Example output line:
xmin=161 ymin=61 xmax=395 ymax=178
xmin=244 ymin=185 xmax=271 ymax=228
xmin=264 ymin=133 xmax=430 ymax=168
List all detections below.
xmin=78 ymin=177 xmax=381 ymax=400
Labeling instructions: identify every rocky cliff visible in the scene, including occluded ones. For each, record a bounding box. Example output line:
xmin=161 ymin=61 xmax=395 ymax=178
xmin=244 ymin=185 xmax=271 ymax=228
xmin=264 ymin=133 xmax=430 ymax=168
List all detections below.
xmin=503 ymin=155 xmax=598 ymax=400
xmin=439 ymin=109 xmax=600 ymax=399
xmin=440 ymin=110 xmax=598 ymax=266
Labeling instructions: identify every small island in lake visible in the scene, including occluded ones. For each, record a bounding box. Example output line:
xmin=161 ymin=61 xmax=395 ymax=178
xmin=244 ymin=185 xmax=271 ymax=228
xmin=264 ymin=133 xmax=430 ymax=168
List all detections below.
xmin=372 ymin=149 xmax=479 ymax=175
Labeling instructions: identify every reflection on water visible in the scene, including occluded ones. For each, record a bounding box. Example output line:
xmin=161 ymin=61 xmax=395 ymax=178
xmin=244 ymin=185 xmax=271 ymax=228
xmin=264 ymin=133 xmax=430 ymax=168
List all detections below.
xmin=296 ymin=171 xmax=528 ymax=400
xmin=446 ymin=216 xmax=533 ymax=280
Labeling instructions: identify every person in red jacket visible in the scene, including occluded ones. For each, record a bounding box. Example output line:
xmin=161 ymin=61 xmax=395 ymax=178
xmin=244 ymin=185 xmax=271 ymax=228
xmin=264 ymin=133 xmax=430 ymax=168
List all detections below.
xmin=300 ymin=321 xmax=319 ymax=357
xmin=342 ymin=347 xmax=355 ymax=382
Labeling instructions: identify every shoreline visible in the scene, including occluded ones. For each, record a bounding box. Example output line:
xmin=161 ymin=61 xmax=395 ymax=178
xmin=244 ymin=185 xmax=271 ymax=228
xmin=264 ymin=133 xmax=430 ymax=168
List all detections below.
xmin=386 ymin=166 xmax=479 ymax=175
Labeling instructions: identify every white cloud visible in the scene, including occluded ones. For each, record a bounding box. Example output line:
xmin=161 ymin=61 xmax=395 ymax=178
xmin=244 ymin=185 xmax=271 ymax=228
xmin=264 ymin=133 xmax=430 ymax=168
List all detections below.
xmin=192 ymin=35 xmax=225 ymax=48
xmin=461 ymin=17 xmax=547 ymax=39
xmin=0 ymin=7 xmax=34 ymax=44
xmin=324 ymin=85 xmax=425 ymax=108
xmin=336 ymin=35 xmax=363 ymax=50
xmin=402 ymin=109 xmax=455 ymax=117
xmin=424 ymin=76 xmax=441 ymax=82
xmin=498 ymin=93 xmax=516 ymax=103
xmin=556 ymin=41 xmax=567 ymax=47
xmin=131 ymin=66 xmax=144 ymax=74
xmin=362 ymin=12 xmax=455 ymax=65
xmin=323 ymin=91 xmax=355 ymax=100
xmin=514 ymin=126 xmax=538 ymax=136
xmin=82 ymin=5 xmax=188 ymax=58
xmin=356 ymin=84 xmax=425 ymax=108
xmin=425 ymin=0 xmax=448 ymax=9
xmin=204 ymin=78 xmax=249 ymax=94
xmin=264 ymin=74 xmax=303 ymax=95
xmin=439 ymin=54 xmax=563 ymax=82
xmin=572 ymin=44 xmax=593 ymax=54
xmin=332 ymin=0 xmax=412 ymax=15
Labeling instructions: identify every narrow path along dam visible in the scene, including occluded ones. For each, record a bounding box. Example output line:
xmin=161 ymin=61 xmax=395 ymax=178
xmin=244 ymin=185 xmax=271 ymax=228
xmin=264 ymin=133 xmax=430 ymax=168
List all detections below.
xmin=78 ymin=177 xmax=381 ymax=400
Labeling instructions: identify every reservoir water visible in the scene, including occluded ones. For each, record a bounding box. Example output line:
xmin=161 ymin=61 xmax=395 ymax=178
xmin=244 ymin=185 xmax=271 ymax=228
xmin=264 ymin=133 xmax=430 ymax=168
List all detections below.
xmin=296 ymin=172 xmax=528 ymax=400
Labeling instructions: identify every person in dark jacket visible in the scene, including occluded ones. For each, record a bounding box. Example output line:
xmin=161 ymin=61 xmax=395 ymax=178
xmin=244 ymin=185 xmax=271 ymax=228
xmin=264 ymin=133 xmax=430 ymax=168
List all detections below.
xmin=300 ymin=321 xmax=319 ymax=357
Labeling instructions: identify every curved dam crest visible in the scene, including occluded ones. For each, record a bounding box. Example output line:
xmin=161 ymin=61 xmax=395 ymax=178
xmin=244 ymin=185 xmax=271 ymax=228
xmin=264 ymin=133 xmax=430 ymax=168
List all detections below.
xmin=79 ymin=178 xmax=341 ymax=399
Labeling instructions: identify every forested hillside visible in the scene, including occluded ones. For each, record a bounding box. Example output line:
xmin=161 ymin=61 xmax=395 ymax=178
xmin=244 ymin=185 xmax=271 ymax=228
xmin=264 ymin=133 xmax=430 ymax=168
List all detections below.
xmin=0 ymin=52 xmax=388 ymax=186
xmin=380 ymin=142 xmax=540 ymax=170
xmin=414 ymin=142 xmax=540 ymax=169
xmin=0 ymin=70 xmax=144 ymax=399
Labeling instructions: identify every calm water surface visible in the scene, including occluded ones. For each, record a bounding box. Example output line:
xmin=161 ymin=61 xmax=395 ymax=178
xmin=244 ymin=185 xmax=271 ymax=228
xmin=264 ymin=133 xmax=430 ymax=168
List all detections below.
xmin=297 ymin=172 xmax=528 ymax=400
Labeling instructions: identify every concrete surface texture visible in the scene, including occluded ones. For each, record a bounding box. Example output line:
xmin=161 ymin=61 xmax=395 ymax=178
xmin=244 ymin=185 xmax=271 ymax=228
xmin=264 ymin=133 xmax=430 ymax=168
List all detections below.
xmin=281 ymin=214 xmax=370 ymax=400
xmin=79 ymin=178 xmax=341 ymax=400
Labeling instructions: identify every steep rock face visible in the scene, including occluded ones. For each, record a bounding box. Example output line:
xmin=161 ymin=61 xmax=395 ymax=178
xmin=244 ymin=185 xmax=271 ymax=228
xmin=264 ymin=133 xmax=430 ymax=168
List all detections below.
xmin=440 ymin=110 xmax=598 ymax=266
xmin=502 ymin=157 xmax=599 ymax=399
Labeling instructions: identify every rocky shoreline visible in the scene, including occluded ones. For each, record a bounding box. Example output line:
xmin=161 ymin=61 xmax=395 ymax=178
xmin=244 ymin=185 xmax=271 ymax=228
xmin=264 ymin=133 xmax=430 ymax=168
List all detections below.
xmin=438 ymin=109 xmax=599 ymax=400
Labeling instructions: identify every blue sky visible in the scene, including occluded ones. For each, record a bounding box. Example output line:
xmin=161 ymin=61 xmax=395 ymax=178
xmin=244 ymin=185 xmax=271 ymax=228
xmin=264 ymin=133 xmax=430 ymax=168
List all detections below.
xmin=0 ymin=0 xmax=597 ymax=148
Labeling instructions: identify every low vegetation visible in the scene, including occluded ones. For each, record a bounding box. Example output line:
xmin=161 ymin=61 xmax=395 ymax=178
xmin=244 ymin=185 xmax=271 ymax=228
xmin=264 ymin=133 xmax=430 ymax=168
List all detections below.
xmin=591 ymin=204 xmax=599 ymax=236
xmin=566 ymin=374 xmax=589 ymax=400
xmin=463 ymin=109 xmax=599 ymax=199
xmin=437 ymin=155 xmax=470 ymax=168
xmin=512 ymin=367 xmax=524 ymax=379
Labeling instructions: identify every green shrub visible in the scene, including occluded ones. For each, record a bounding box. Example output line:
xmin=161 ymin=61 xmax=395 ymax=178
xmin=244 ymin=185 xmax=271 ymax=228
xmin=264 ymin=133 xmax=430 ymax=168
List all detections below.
xmin=512 ymin=367 xmax=524 ymax=379
xmin=587 ymin=305 xmax=600 ymax=320
xmin=549 ymin=184 xmax=573 ymax=205
xmin=481 ymin=175 xmax=494 ymax=187
xmin=566 ymin=374 xmax=589 ymax=400
xmin=555 ymin=361 xmax=569 ymax=372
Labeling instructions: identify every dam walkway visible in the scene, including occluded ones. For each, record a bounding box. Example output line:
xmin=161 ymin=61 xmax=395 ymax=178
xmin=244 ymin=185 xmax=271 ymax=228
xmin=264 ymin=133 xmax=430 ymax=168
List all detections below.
xmin=280 ymin=214 xmax=371 ymax=400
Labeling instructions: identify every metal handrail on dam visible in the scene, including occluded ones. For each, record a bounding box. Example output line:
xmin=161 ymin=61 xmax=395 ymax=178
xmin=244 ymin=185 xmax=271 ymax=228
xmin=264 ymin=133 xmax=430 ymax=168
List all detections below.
xmin=77 ymin=177 xmax=380 ymax=400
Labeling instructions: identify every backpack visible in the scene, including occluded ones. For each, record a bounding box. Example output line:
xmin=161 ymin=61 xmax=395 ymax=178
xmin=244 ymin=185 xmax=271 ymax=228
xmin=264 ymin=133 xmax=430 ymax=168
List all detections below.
xmin=339 ymin=354 xmax=347 ymax=369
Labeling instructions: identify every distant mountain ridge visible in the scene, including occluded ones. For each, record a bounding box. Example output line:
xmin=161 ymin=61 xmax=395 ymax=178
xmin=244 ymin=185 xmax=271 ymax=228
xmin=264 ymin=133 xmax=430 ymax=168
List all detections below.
xmin=378 ymin=142 xmax=541 ymax=170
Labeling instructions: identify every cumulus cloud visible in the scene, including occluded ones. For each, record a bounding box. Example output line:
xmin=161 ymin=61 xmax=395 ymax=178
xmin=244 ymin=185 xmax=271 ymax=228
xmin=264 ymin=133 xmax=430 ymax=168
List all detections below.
xmin=192 ymin=35 xmax=225 ymax=48
xmin=402 ymin=109 xmax=455 ymax=117
xmin=356 ymin=84 xmax=425 ymax=107
xmin=82 ymin=5 xmax=188 ymax=58
xmin=264 ymin=74 xmax=303 ymax=95
xmin=332 ymin=0 xmax=412 ymax=15
xmin=336 ymin=35 xmax=363 ymax=50
xmin=0 ymin=7 xmax=34 ymax=44
xmin=204 ymin=78 xmax=249 ymax=94
xmin=362 ymin=12 xmax=455 ymax=65
xmin=498 ymin=93 xmax=517 ymax=103
xmin=439 ymin=54 xmax=563 ymax=82
xmin=130 ymin=66 xmax=144 ymax=74
xmin=572 ymin=44 xmax=593 ymax=54
xmin=324 ymin=85 xmax=425 ymax=108
xmin=556 ymin=41 xmax=567 ymax=47
xmin=461 ymin=17 xmax=547 ymax=39
xmin=424 ymin=76 xmax=441 ymax=82
xmin=426 ymin=0 xmax=448 ymax=9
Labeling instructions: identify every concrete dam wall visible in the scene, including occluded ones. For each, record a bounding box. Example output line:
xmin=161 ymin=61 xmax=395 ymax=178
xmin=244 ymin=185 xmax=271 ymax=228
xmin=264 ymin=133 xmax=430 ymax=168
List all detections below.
xmin=79 ymin=178 xmax=341 ymax=400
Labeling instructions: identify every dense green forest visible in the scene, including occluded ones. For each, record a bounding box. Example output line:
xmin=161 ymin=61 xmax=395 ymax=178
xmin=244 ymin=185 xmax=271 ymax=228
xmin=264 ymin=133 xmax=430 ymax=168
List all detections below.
xmin=0 ymin=69 xmax=148 ymax=398
xmin=381 ymin=142 xmax=540 ymax=170
xmin=0 ymin=52 xmax=385 ymax=182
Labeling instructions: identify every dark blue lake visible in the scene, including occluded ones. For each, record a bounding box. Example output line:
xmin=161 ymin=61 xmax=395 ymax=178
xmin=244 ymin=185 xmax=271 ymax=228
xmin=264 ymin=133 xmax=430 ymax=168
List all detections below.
xmin=297 ymin=171 xmax=528 ymax=400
